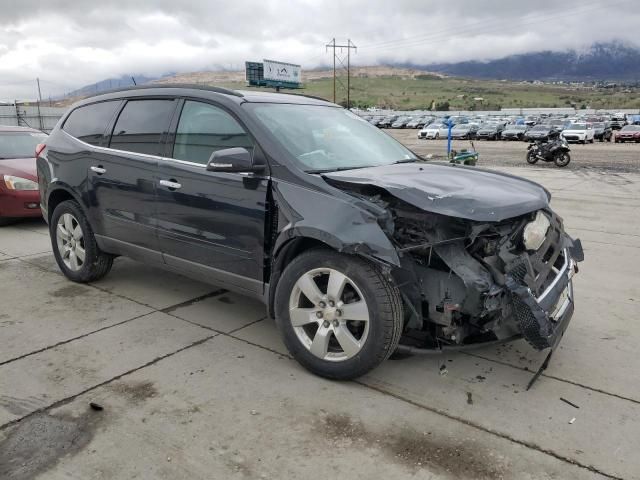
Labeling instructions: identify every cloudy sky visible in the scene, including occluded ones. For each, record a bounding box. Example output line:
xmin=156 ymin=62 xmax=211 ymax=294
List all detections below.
xmin=1 ymin=0 xmax=638 ymax=100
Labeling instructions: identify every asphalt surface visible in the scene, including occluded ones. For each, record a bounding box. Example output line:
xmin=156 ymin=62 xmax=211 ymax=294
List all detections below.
xmin=1 ymin=162 xmax=639 ymax=478
xmin=388 ymin=129 xmax=640 ymax=173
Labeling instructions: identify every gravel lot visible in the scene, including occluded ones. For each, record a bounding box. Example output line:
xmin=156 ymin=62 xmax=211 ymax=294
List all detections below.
xmin=1 ymin=156 xmax=639 ymax=478
xmin=388 ymin=129 xmax=640 ymax=173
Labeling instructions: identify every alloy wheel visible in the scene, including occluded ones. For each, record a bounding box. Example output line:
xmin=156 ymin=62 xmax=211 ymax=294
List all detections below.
xmin=288 ymin=268 xmax=370 ymax=362
xmin=56 ymin=213 xmax=86 ymax=271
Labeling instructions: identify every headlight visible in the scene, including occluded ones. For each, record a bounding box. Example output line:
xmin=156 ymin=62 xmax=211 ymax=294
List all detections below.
xmin=523 ymin=211 xmax=550 ymax=251
xmin=3 ymin=175 xmax=38 ymax=191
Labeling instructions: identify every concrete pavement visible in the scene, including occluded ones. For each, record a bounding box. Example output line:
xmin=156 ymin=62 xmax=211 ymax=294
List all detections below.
xmin=0 ymin=166 xmax=638 ymax=479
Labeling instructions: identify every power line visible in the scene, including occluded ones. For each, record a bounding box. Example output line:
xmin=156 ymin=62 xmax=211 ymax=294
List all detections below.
xmin=325 ymin=39 xmax=357 ymax=107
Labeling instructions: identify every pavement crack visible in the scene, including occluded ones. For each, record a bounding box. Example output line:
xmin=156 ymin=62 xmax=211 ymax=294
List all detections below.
xmin=164 ymin=312 xmax=267 ymax=336
xmin=0 ymin=312 xmax=156 ymax=367
xmin=0 ymin=334 xmax=218 ymax=433
xmin=464 ymin=352 xmax=640 ymax=406
xmin=356 ymin=381 xmax=625 ymax=480
xmin=160 ymin=289 xmax=227 ymax=314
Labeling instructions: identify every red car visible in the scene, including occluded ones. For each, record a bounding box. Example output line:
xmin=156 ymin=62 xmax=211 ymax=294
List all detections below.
xmin=614 ymin=125 xmax=640 ymax=143
xmin=0 ymin=126 xmax=48 ymax=225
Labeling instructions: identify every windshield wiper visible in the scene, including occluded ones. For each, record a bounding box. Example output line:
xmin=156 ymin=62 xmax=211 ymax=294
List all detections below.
xmin=392 ymin=158 xmax=421 ymax=164
xmin=307 ymin=165 xmax=372 ymax=174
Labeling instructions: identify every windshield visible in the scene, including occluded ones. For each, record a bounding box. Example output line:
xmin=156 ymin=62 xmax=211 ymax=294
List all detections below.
xmin=251 ymin=104 xmax=418 ymax=173
xmin=0 ymin=132 xmax=47 ymax=159
xmin=622 ymin=125 xmax=640 ymax=131
xmin=507 ymin=125 xmax=526 ymax=131
xmin=531 ymin=125 xmax=547 ymax=131
xmin=567 ymin=124 xmax=586 ymax=130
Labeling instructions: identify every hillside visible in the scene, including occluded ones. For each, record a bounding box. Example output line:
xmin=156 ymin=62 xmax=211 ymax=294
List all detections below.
xmin=55 ymin=64 xmax=640 ymax=110
xmin=152 ymin=67 xmax=640 ymax=110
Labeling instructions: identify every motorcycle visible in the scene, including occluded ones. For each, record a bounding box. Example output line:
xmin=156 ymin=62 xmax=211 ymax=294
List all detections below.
xmin=526 ymin=135 xmax=571 ymax=167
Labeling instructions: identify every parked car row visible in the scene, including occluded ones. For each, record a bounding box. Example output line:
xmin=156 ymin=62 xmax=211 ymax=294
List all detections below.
xmin=359 ymin=109 xmax=640 ymax=145
xmin=415 ymin=119 xmax=637 ymax=144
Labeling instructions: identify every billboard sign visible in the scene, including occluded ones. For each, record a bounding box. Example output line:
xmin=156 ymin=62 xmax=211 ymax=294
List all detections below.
xmin=263 ymin=59 xmax=301 ymax=85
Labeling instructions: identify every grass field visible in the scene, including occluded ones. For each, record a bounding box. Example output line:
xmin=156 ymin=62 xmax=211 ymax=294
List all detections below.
xmin=209 ymin=74 xmax=640 ymax=111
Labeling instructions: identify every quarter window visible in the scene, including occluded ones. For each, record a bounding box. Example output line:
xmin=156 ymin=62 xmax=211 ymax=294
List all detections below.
xmin=172 ymin=101 xmax=253 ymax=165
xmin=62 ymin=101 xmax=120 ymax=146
xmin=109 ymin=99 xmax=176 ymax=156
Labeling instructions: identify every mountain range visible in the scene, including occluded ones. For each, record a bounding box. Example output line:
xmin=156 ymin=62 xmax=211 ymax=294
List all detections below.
xmin=423 ymin=42 xmax=640 ymax=81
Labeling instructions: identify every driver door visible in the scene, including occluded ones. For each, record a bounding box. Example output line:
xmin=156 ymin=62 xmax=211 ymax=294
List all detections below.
xmin=156 ymin=100 xmax=268 ymax=295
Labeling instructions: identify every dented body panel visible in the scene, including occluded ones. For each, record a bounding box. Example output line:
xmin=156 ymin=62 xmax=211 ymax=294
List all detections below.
xmin=324 ymin=162 xmax=551 ymax=222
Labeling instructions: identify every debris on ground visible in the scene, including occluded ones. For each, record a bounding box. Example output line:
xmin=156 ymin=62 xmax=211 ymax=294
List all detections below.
xmin=439 ymin=365 xmax=448 ymax=376
xmin=569 ymin=417 xmax=576 ymax=424
xmin=466 ymin=392 xmax=473 ymax=405
xmin=89 ymin=402 xmax=103 ymax=411
xmin=560 ymin=397 xmax=580 ymax=409
xmin=250 ymin=410 xmax=259 ymax=415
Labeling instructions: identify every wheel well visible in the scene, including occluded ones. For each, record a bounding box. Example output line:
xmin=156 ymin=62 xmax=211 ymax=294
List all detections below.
xmin=47 ymin=189 xmax=74 ymax=222
xmin=267 ymin=237 xmax=332 ymax=319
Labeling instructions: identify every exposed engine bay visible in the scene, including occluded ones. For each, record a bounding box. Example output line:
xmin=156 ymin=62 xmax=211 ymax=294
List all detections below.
xmin=326 ymin=178 xmax=584 ymax=353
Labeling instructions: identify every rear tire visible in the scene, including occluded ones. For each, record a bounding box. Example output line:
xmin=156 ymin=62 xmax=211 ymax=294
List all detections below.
xmin=50 ymin=200 xmax=113 ymax=283
xmin=274 ymin=249 xmax=403 ymax=380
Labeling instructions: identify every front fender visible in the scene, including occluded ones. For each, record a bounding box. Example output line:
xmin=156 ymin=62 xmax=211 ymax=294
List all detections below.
xmin=271 ymin=180 xmax=400 ymax=267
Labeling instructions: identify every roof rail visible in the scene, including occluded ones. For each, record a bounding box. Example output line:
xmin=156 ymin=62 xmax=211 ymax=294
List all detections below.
xmin=280 ymin=92 xmax=333 ymax=103
xmin=87 ymin=83 xmax=244 ymax=99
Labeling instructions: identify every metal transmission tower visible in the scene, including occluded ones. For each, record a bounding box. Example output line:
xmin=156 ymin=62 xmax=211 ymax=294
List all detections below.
xmin=325 ymin=39 xmax=357 ymax=108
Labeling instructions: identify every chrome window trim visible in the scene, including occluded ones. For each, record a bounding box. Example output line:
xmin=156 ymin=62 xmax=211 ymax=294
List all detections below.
xmin=61 ymin=129 xmax=206 ymax=168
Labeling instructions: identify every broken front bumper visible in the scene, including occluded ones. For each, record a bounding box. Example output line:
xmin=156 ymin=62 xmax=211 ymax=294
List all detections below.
xmin=505 ymin=240 xmax=583 ymax=350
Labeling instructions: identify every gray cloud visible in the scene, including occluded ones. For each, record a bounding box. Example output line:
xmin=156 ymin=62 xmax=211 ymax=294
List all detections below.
xmin=1 ymin=0 xmax=638 ymax=100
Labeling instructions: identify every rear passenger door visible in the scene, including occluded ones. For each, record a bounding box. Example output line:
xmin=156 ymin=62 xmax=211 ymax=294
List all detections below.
xmin=89 ymin=98 xmax=177 ymax=259
xmin=156 ymin=99 xmax=268 ymax=295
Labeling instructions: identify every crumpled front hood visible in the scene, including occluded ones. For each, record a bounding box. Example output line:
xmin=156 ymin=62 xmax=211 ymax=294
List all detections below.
xmin=323 ymin=162 xmax=550 ymax=222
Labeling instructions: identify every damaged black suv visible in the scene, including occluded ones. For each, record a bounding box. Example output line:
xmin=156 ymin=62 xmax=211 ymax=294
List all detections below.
xmin=38 ymin=86 xmax=583 ymax=380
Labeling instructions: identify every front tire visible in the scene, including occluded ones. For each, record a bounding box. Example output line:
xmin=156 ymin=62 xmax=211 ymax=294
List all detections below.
xmin=526 ymin=151 xmax=539 ymax=164
xmin=50 ymin=200 xmax=113 ymax=283
xmin=554 ymin=152 xmax=571 ymax=167
xmin=274 ymin=249 xmax=403 ymax=380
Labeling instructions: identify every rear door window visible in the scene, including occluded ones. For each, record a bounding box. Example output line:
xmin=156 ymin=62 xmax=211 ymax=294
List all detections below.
xmin=62 ymin=101 xmax=120 ymax=146
xmin=109 ymin=99 xmax=176 ymax=156
xmin=171 ymin=101 xmax=253 ymax=165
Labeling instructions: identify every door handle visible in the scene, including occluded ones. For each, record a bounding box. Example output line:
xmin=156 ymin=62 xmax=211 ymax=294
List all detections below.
xmin=90 ymin=166 xmax=106 ymax=175
xmin=159 ymin=179 xmax=182 ymax=190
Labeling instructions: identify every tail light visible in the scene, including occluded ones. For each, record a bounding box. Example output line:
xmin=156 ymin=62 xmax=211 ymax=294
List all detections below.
xmin=35 ymin=143 xmax=46 ymax=158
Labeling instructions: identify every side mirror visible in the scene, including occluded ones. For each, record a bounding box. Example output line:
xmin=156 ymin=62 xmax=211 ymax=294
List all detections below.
xmin=206 ymin=147 xmax=264 ymax=173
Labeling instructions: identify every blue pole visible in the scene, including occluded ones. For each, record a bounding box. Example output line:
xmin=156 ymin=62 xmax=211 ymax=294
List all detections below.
xmin=446 ymin=120 xmax=453 ymax=156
